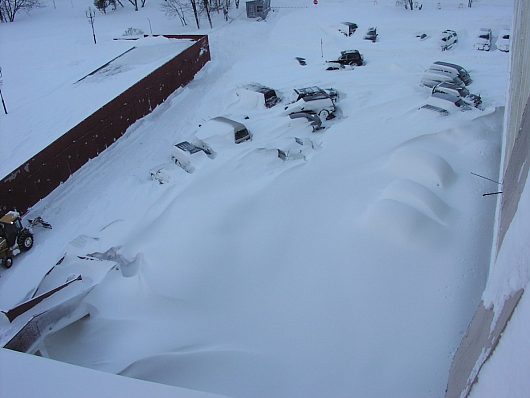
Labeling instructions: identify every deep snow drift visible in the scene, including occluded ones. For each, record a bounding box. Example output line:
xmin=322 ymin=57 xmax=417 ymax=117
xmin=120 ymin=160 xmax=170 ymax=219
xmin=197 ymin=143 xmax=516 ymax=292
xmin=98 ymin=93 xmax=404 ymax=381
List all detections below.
xmin=0 ymin=1 xmax=513 ymax=397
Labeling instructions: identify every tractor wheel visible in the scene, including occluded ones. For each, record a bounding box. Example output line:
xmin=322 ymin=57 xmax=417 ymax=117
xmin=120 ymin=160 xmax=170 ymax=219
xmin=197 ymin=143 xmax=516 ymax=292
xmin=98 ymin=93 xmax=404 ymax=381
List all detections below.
xmin=18 ymin=232 xmax=34 ymax=252
xmin=2 ymin=257 xmax=13 ymax=269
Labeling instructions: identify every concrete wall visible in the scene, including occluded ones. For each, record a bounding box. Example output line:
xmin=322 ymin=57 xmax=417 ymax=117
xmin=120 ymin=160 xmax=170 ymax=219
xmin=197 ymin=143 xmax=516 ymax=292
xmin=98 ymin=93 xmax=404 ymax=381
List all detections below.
xmin=0 ymin=35 xmax=210 ymax=215
xmin=445 ymin=1 xmax=530 ymax=397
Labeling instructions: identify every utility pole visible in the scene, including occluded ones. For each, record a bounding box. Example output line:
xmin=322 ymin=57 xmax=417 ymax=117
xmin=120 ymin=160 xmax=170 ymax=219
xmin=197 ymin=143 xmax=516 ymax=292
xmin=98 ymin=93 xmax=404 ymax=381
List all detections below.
xmin=0 ymin=67 xmax=7 ymax=115
xmin=147 ymin=17 xmax=153 ymax=35
xmin=86 ymin=7 xmax=97 ymax=44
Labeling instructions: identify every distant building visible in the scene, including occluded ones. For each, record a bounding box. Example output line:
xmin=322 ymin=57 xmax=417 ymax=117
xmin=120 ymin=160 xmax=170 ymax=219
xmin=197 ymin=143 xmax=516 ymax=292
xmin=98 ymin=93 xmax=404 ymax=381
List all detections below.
xmin=246 ymin=0 xmax=271 ymax=19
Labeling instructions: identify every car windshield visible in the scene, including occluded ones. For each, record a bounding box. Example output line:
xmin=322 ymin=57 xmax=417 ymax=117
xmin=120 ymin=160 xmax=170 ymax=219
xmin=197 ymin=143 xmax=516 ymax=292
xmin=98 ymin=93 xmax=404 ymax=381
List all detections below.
xmin=503 ymin=34 xmax=510 ymax=39
xmin=479 ymin=34 xmax=489 ymax=39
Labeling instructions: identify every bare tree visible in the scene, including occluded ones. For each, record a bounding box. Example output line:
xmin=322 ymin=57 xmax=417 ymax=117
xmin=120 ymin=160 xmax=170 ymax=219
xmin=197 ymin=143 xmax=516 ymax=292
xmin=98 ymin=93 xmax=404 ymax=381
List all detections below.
xmin=0 ymin=0 xmax=41 ymax=22
xmin=162 ymin=0 xmax=188 ymax=26
xmin=202 ymin=0 xmax=212 ymax=28
xmin=190 ymin=0 xmax=200 ymax=29
xmin=127 ymin=0 xmax=138 ymax=11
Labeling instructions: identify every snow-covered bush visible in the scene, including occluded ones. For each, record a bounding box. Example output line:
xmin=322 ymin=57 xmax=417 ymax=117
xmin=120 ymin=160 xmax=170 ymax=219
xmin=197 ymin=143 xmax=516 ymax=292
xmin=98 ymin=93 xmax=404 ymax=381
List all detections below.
xmin=122 ymin=27 xmax=145 ymax=37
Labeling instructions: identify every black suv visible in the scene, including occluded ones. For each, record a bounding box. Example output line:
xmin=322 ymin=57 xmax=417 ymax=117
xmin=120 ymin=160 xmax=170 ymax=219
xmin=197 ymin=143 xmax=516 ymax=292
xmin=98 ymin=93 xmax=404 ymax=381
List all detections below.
xmin=326 ymin=50 xmax=364 ymax=70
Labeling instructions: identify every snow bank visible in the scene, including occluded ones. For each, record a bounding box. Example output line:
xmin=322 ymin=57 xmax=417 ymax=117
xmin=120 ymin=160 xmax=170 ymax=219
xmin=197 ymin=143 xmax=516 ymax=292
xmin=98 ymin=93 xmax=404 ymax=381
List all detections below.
xmin=379 ymin=179 xmax=452 ymax=223
xmin=386 ymin=147 xmax=456 ymax=188
xmin=363 ymin=197 xmax=447 ymax=248
xmin=0 ymin=348 xmax=228 ymax=398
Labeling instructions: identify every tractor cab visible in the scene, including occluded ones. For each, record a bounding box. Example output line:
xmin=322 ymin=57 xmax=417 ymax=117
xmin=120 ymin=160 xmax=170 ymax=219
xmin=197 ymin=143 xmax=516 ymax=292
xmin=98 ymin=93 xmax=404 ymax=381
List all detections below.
xmin=0 ymin=211 xmax=34 ymax=268
xmin=0 ymin=212 xmax=25 ymax=247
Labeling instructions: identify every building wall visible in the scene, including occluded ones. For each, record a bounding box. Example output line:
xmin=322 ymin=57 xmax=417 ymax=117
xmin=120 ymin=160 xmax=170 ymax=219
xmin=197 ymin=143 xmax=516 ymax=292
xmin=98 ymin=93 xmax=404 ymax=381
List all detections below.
xmin=0 ymin=35 xmax=210 ymax=215
xmin=445 ymin=0 xmax=530 ymax=397
xmin=497 ymin=0 xmax=530 ymax=249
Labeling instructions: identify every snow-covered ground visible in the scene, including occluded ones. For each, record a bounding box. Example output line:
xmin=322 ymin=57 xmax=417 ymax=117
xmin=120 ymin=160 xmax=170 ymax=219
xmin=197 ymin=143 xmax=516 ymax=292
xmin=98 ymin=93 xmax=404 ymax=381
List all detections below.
xmin=0 ymin=1 xmax=514 ymax=397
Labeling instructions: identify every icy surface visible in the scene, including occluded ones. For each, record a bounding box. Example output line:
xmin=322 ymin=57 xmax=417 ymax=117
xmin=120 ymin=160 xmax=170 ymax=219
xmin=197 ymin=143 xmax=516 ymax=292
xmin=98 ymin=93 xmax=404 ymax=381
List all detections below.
xmin=0 ymin=0 xmax=514 ymax=397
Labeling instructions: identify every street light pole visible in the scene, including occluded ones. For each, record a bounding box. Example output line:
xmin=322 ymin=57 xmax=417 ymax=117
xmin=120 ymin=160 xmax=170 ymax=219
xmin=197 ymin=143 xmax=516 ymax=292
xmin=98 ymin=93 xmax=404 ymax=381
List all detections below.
xmin=147 ymin=17 xmax=153 ymax=35
xmin=86 ymin=7 xmax=97 ymax=44
xmin=0 ymin=67 xmax=7 ymax=115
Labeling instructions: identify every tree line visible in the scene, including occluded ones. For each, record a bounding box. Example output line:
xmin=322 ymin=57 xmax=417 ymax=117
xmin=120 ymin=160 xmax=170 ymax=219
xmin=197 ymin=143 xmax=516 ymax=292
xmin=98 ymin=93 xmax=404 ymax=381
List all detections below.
xmin=161 ymin=0 xmax=241 ymax=29
xmin=0 ymin=0 xmax=41 ymax=22
xmin=0 ymin=0 xmax=241 ymax=26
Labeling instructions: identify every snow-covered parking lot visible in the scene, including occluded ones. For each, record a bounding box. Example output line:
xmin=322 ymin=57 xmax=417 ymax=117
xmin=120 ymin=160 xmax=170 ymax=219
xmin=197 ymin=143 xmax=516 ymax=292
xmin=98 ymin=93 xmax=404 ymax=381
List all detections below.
xmin=0 ymin=1 xmax=513 ymax=397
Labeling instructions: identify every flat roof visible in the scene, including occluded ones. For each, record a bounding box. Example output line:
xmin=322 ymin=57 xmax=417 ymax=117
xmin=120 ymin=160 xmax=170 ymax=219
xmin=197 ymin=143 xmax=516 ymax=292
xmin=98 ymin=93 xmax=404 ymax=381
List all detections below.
xmin=0 ymin=37 xmax=194 ymax=180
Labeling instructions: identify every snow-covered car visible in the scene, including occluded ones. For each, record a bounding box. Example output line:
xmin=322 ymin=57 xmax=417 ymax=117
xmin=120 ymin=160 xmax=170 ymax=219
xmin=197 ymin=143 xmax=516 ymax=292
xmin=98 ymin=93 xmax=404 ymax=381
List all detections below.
xmin=171 ymin=140 xmax=215 ymax=173
xmin=439 ymin=29 xmax=458 ymax=50
xmin=432 ymin=82 xmax=482 ymax=108
xmin=496 ymin=28 xmax=510 ymax=52
xmin=422 ymin=92 xmax=473 ymax=114
xmin=326 ymin=50 xmax=364 ymax=70
xmin=364 ymin=27 xmax=378 ymax=42
xmin=257 ymin=136 xmax=319 ymax=161
xmin=236 ymin=83 xmax=280 ymax=108
xmin=474 ymin=28 xmax=492 ymax=51
xmin=338 ymin=22 xmax=358 ymax=36
xmin=420 ymin=70 xmax=465 ymax=89
xmin=288 ymin=112 xmax=323 ymax=132
xmin=276 ymin=137 xmax=318 ymax=161
xmin=430 ymin=61 xmax=472 ymax=85
xmin=284 ymin=87 xmax=337 ymax=120
xmin=195 ymin=117 xmax=252 ymax=145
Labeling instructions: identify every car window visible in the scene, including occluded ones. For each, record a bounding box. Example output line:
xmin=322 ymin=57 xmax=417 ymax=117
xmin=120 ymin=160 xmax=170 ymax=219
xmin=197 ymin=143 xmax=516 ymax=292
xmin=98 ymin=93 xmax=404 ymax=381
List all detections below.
xmin=235 ymin=129 xmax=249 ymax=142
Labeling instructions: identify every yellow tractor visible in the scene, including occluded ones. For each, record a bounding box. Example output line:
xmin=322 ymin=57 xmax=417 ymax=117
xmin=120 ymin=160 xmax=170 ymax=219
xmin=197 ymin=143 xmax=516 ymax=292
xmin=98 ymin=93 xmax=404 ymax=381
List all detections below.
xmin=0 ymin=211 xmax=34 ymax=269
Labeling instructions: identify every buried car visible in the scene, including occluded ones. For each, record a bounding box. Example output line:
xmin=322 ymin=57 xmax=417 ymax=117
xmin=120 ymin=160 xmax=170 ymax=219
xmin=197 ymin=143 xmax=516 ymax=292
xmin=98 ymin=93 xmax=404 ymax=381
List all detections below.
xmin=326 ymin=50 xmax=364 ymax=70
xmin=152 ymin=117 xmax=251 ymax=179
xmin=432 ymin=82 xmax=482 ymax=108
xmin=284 ymin=87 xmax=338 ymax=120
xmin=288 ymin=112 xmax=323 ymax=132
xmin=196 ymin=117 xmax=252 ymax=145
xmin=364 ymin=27 xmax=378 ymax=42
xmin=430 ymin=61 xmax=472 ymax=85
xmin=171 ymin=140 xmax=216 ymax=173
xmin=258 ymin=136 xmax=320 ymax=161
xmin=474 ymin=28 xmax=492 ymax=51
xmin=420 ymin=92 xmax=473 ymax=114
xmin=236 ymin=83 xmax=280 ymax=108
xmin=497 ymin=28 xmax=510 ymax=52
xmin=338 ymin=22 xmax=358 ymax=36
xmin=420 ymin=70 xmax=465 ymax=89
xmin=440 ymin=29 xmax=458 ymax=51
